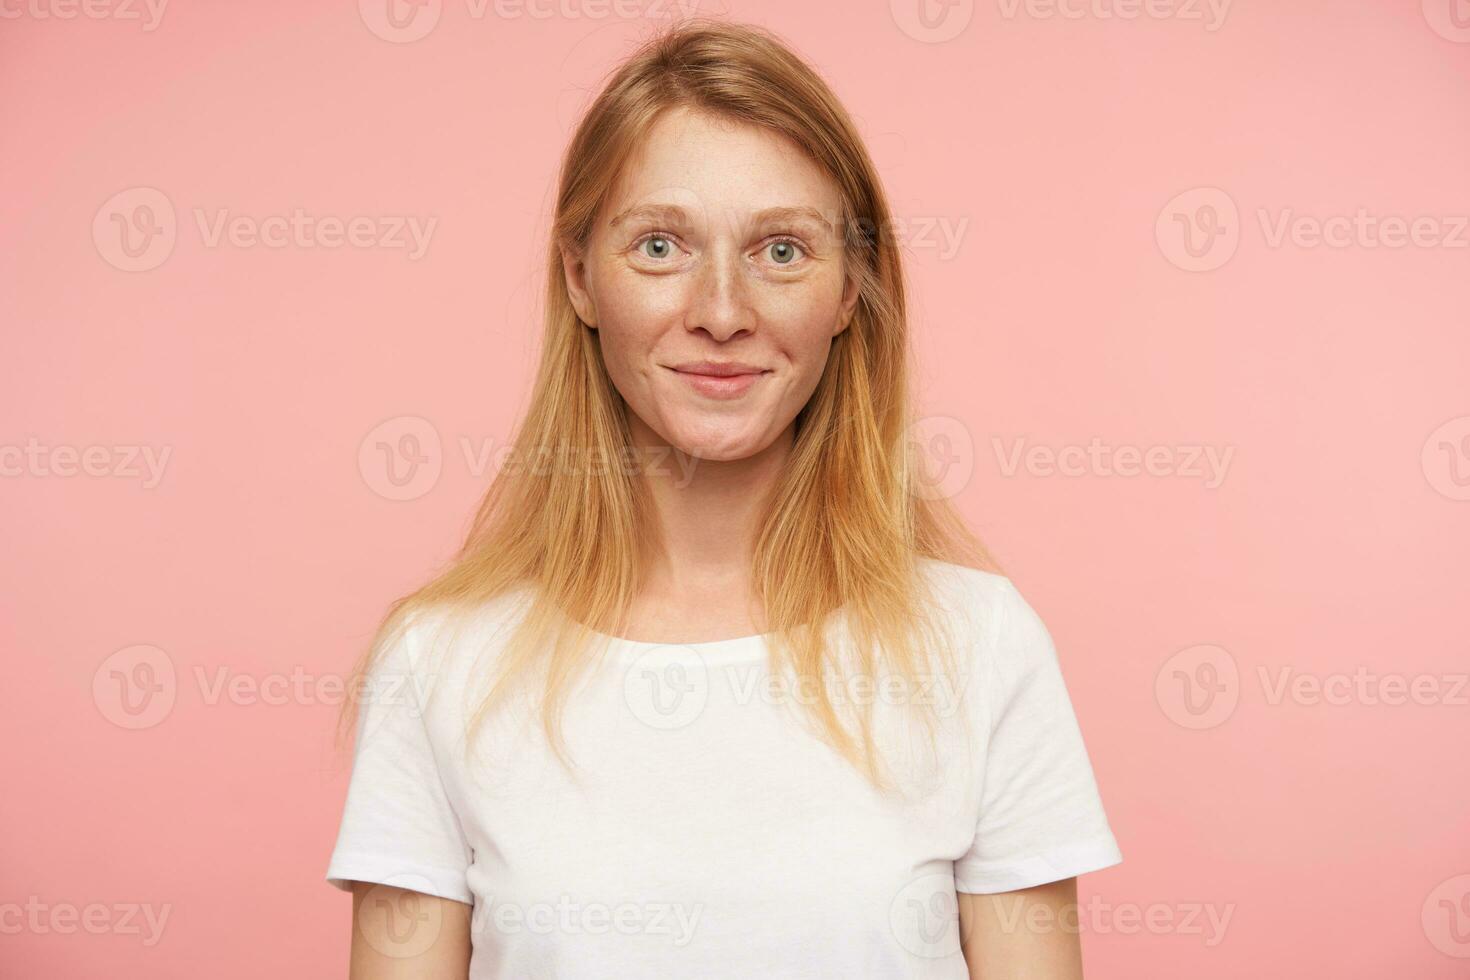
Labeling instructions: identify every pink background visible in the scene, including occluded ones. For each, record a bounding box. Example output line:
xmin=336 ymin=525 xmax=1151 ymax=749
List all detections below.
xmin=4 ymin=1 xmax=1468 ymax=975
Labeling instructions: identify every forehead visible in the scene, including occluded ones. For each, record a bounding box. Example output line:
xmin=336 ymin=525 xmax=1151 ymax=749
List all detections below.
xmin=602 ymin=106 xmax=843 ymax=229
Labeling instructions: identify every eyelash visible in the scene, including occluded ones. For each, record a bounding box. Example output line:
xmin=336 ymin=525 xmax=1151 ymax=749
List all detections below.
xmin=631 ymin=231 xmax=809 ymax=265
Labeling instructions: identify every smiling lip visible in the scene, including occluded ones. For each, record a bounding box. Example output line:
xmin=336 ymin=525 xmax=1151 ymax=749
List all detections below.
xmin=665 ymin=361 xmax=770 ymax=399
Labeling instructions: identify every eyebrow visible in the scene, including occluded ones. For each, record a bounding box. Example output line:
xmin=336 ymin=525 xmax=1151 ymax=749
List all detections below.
xmin=607 ymin=203 xmax=838 ymax=236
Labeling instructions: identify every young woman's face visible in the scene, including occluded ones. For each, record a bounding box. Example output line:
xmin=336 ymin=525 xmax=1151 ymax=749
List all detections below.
xmin=562 ymin=106 xmax=860 ymax=462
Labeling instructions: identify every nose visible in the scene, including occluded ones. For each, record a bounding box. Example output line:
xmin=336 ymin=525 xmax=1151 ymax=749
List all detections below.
xmin=684 ymin=243 xmax=755 ymax=341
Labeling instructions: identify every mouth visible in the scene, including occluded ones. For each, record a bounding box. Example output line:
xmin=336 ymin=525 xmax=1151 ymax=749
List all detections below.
xmin=663 ymin=362 xmax=772 ymax=399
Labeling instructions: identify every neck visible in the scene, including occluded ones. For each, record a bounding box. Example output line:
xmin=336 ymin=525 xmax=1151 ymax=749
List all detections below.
xmin=629 ymin=414 xmax=792 ymax=599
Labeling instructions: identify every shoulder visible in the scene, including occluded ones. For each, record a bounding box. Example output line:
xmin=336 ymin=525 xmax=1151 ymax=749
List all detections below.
xmin=385 ymin=586 xmax=538 ymax=680
xmin=914 ymin=557 xmax=1035 ymax=631
xmin=913 ymin=558 xmax=1057 ymax=672
xmin=915 ymin=556 xmax=1016 ymax=604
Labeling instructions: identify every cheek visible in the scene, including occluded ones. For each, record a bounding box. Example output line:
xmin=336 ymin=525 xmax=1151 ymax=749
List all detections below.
xmin=591 ymin=276 xmax=668 ymax=363
xmin=765 ymin=279 xmax=844 ymax=361
xmin=599 ymin=260 xmax=693 ymax=325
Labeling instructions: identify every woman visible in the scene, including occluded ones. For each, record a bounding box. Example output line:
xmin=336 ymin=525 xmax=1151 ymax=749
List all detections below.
xmin=326 ymin=18 xmax=1121 ymax=979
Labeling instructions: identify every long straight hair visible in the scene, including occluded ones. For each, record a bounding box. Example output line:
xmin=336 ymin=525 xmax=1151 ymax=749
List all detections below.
xmin=335 ymin=17 xmax=994 ymax=794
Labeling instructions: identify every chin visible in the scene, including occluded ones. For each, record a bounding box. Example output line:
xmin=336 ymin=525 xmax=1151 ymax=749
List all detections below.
xmin=677 ymin=444 xmax=757 ymax=463
xmin=664 ymin=420 xmax=771 ymax=462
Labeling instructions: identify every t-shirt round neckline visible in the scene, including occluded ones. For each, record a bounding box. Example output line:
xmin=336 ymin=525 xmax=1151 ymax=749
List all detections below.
xmin=589 ymin=626 xmax=772 ymax=665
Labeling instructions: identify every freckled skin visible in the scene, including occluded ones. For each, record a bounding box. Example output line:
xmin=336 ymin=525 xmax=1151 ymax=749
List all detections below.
xmin=561 ymin=106 xmax=861 ymax=461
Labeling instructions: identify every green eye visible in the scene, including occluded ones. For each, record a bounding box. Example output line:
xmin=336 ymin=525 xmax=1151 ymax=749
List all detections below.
xmin=641 ymin=236 xmax=674 ymax=259
xmin=768 ymin=240 xmax=802 ymax=264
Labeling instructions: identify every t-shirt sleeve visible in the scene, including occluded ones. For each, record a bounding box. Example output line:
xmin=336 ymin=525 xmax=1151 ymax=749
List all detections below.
xmin=953 ymin=578 xmax=1123 ymax=894
xmin=324 ymin=612 xmax=474 ymax=905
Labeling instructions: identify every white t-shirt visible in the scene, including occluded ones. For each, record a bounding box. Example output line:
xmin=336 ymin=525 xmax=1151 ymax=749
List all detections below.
xmin=325 ymin=560 xmax=1121 ymax=978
